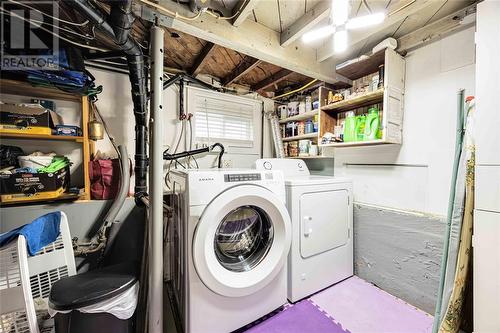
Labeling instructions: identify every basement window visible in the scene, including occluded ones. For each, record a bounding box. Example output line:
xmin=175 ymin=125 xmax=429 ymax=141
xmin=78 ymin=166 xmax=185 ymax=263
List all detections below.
xmin=188 ymin=86 xmax=262 ymax=154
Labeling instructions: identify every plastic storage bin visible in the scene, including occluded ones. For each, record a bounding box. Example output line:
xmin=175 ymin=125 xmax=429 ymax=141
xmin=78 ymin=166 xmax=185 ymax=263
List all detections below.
xmin=0 ymin=212 xmax=76 ymax=333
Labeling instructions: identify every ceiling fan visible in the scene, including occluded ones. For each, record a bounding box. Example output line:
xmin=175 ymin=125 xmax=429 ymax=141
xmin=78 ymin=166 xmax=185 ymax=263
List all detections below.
xmin=302 ymin=0 xmax=386 ymax=53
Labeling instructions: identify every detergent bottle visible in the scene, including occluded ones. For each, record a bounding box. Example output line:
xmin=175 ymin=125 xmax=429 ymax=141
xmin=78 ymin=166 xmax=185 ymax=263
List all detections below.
xmin=363 ymin=107 xmax=380 ymax=140
xmin=355 ymin=115 xmax=366 ymax=141
xmin=343 ymin=111 xmax=356 ymax=142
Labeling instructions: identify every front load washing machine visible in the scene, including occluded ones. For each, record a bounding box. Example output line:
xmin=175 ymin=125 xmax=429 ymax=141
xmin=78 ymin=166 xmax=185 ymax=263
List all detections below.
xmin=255 ymin=159 xmax=353 ymax=303
xmin=169 ymin=169 xmax=292 ymax=333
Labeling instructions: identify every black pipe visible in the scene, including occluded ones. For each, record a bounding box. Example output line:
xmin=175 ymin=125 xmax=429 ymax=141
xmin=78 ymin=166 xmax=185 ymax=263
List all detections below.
xmin=85 ymin=50 xmax=125 ymax=60
xmin=69 ymin=0 xmax=148 ymax=200
xmin=163 ymin=143 xmax=225 ymax=168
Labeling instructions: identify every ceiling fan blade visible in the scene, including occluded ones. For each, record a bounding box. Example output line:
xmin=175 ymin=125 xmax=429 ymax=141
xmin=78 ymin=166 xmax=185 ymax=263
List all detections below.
xmin=334 ymin=30 xmax=348 ymax=54
xmin=346 ymin=12 xmax=385 ymax=30
xmin=331 ymin=0 xmax=349 ymax=26
xmin=302 ymin=25 xmax=336 ymax=43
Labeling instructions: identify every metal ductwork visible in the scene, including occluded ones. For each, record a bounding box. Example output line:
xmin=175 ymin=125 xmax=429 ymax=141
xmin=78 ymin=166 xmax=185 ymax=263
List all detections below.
xmin=69 ymin=0 xmax=148 ymax=199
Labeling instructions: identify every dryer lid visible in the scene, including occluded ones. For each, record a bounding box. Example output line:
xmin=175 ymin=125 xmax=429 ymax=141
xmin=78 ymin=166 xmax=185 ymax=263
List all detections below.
xmin=255 ymin=158 xmax=310 ymax=177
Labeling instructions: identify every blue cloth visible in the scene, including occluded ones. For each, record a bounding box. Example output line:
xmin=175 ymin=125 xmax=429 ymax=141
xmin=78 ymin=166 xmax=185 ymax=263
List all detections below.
xmin=0 ymin=212 xmax=61 ymax=256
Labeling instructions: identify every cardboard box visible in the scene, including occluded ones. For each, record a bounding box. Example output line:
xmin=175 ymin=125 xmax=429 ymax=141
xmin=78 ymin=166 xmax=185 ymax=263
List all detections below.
xmin=0 ymin=166 xmax=69 ymax=196
xmin=0 ymin=103 xmax=62 ymax=129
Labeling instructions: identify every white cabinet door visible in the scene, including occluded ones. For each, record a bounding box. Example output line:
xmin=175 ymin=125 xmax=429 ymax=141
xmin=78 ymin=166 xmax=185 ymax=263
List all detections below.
xmin=300 ymin=190 xmax=349 ymax=258
xmin=474 ymin=209 xmax=500 ymax=333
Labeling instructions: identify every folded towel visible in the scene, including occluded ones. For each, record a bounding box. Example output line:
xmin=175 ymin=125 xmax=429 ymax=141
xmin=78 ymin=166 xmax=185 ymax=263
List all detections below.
xmin=0 ymin=211 xmax=61 ymax=255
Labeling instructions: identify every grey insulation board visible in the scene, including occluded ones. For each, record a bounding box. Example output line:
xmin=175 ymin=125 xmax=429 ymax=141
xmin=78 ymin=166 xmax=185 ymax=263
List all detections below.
xmin=353 ymin=203 xmax=445 ymax=314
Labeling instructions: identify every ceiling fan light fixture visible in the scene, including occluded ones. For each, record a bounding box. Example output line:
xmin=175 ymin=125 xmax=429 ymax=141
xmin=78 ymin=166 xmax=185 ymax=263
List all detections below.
xmin=302 ymin=25 xmax=336 ymax=43
xmin=346 ymin=12 xmax=386 ymax=29
xmin=334 ymin=29 xmax=348 ymax=54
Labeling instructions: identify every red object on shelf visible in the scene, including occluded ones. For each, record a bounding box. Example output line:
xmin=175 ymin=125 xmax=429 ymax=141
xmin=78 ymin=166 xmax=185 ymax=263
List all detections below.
xmin=89 ymin=159 xmax=120 ymax=200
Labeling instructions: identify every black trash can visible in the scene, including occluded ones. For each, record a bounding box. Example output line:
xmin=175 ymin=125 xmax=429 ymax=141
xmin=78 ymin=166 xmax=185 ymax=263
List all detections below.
xmin=49 ymin=262 xmax=138 ymax=333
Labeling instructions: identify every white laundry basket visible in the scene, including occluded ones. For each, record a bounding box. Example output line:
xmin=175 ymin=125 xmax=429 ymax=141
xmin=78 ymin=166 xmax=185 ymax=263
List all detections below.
xmin=0 ymin=212 xmax=76 ymax=333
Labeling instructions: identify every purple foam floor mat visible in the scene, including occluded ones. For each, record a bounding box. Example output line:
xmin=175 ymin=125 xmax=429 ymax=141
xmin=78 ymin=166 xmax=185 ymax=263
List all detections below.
xmin=311 ymin=276 xmax=433 ymax=333
xmin=242 ymin=300 xmax=351 ymax=333
xmin=242 ymin=276 xmax=433 ymax=333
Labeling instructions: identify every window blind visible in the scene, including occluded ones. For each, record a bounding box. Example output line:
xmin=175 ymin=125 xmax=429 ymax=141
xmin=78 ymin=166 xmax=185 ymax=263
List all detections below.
xmin=193 ymin=95 xmax=255 ymax=146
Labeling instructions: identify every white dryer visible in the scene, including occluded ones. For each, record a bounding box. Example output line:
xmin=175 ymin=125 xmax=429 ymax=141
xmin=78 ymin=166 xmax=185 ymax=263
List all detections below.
xmin=169 ymin=169 xmax=292 ymax=333
xmin=255 ymin=159 xmax=353 ymax=303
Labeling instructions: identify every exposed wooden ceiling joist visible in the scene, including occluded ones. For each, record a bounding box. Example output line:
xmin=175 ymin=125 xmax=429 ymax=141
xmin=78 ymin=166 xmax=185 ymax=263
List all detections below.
xmin=189 ymin=42 xmax=217 ymax=76
xmin=397 ymin=3 xmax=476 ymax=52
xmin=135 ymin=1 xmax=337 ymax=83
xmin=252 ymin=69 xmax=293 ymax=92
xmin=280 ymin=1 xmax=331 ymax=47
xmin=232 ymin=0 xmax=260 ymax=27
xmin=317 ymin=0 xmax=446 ymax=62
xmin=222 ymin=57 xmax=262 ymax=86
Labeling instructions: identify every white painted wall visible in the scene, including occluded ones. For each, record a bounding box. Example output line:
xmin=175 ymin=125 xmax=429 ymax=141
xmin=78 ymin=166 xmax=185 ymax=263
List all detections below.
xmin=88 ymin=68 xmax=268 ymax=193
xmin=473 ymin=1 xmax=500 ymax=331
xmin=328 ymin=27 xmax=476 ymax=216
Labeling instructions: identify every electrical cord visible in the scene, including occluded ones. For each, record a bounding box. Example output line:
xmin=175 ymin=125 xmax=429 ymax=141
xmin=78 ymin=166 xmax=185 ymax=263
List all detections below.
xmin=138 ymin=0 xmax=244 ymax=21
xmin=273 ymin=79 xmax=318 ymax=100
xmin=92 ymin=102 xmax=120 ymax=157
xmin=164 ymin=120 xmax=185 ymax=188
xmin=7 ymin=0 xmax=90 ymax=26
xmin=138 ymin=0 xmax=202 ymax=20
xmin=0 ymin=8 xmax=108 ymax=51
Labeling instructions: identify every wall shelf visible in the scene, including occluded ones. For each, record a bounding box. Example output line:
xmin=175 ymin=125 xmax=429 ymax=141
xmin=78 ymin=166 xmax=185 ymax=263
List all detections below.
xmin=320 ymin=139 xmax=389 ymax=148
xmin=288 ymin=156 xmax=334 ymax=159
xmin=321 ymin=89 xmax=384 ymax=113
xmin=318 ymin=48 xmax=406 ymax=148
xmin=279 ymin=109 xmax=318 ymax=123
xmin=0 ymin=191 xmax=83 ymax=206
xmin=0 ymin=79 xmax=92 ymax=203
xmin=0 ymin=131 xmax=84 ymax=142
xmin=282 ymin=132 xmax=318 ymax=142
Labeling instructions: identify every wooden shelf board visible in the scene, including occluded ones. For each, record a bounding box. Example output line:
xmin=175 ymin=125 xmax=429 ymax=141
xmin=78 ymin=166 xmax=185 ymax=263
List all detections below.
xmin=288 ymin=156 xmax=333 ymax=159
xmin=0 ymin=79 xmax=82 ymax=102
xmin=282 ymin=132 xmax=318 ymax=142
xmin=278 ymin=110 xmax=318 ymax=124
xmin=320 ymin=139 xmax=389 ymax=148
xmin=321 ymin=89 xmax=384 ymax=113
xmin=336 ymin=49 xmax=385 ymax=81
xmin=0 ymin=132 xmax=84 ymax=142
xmin=0 ymin=192 xmax=83 ymax=206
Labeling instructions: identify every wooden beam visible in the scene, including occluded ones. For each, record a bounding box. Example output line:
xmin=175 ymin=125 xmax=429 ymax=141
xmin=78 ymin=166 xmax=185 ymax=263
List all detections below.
xmin=317 ymin=0 xmax=445 ymax=62
xmin=135 ymin=1 xmax=337 ymax=83
xmin=189 ymin=42 xmax=217 ymax=76
xmin=222 ymin=57 xmax=261 ymax=86
xmin=397 ymin=4 xmax=476 ymax=52
xmin=280 ymin=1 xmax=330 ymax=47
xmin=252 ymin=69 xmax=293 ymax=92
xmin=232 ymin=0 xmax=260 ymax=27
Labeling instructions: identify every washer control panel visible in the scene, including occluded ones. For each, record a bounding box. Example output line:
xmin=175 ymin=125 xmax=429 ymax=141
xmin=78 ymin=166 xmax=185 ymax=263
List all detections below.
xmin=224 ymin=173 xmax=262 ymax=182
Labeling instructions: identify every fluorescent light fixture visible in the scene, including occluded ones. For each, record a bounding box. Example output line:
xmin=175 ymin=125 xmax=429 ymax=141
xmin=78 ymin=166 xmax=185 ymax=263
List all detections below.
xmin=346 ymin=12 xmax=386 ymax=29
xmin=334 ymin=30 xmax=347 ymax=54
xmin=302 ymin=25 xmax=335 ymax=43
xmin=332 ymin=0 xmax=349 ymax=26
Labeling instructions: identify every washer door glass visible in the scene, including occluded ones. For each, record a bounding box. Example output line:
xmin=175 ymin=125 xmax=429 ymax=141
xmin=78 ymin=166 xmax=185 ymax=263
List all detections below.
xmin=214 ymin=206 xmax=274 ymax=272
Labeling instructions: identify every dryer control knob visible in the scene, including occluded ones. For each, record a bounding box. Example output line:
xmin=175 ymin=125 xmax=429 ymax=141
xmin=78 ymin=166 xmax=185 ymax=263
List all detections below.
xmin=263 ymin=161 xmax=272 ymax=170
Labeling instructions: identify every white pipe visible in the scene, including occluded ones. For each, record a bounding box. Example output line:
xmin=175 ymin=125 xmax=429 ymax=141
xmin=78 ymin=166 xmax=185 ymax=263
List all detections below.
xmin=149 ymin=25 xmax=164 ymax=333
xmin=268 ymin=113 xmax=285 ymax=158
